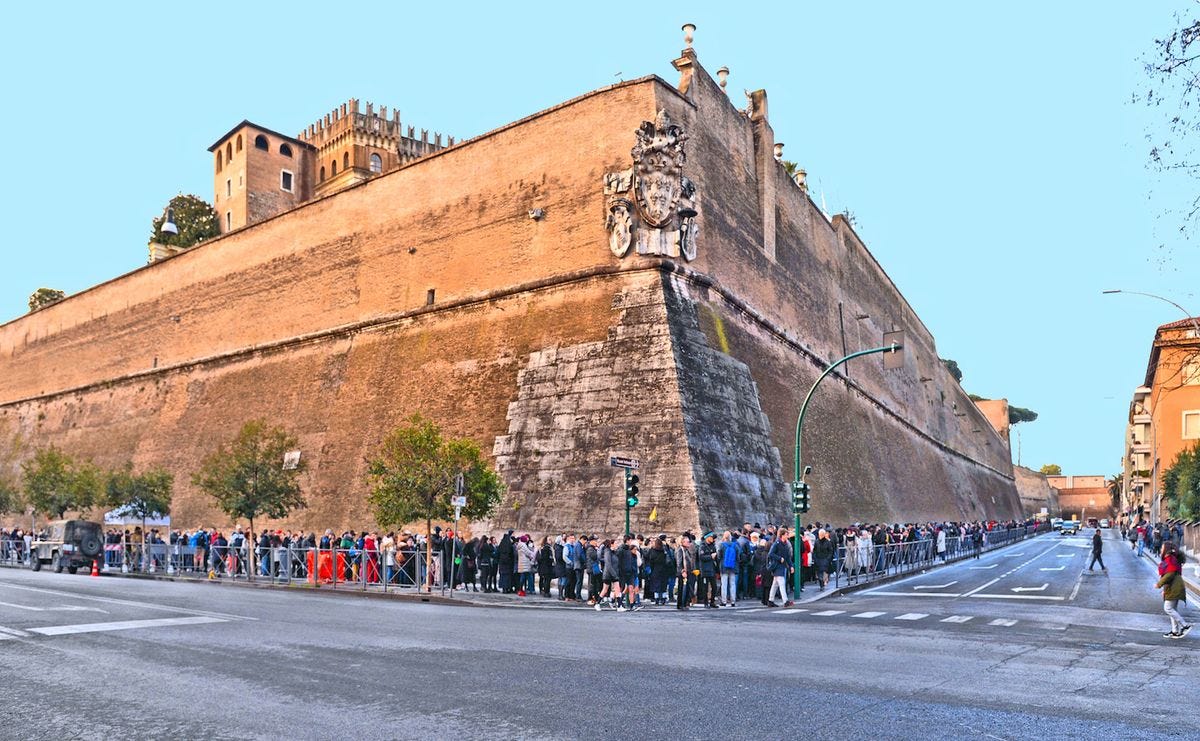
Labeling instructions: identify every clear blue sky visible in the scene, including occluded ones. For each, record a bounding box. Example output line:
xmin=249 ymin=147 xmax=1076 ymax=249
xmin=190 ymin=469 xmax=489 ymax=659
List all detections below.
xmin=1 ymin=2 xmax=1194 ymax=477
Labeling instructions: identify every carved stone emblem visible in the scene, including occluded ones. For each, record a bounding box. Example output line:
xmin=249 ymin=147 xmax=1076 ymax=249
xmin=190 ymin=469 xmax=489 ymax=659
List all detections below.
xmin=631 ymin=110 xmax=687 ymax=228
xmin=604 ymin=110 xmax=700 ymax=262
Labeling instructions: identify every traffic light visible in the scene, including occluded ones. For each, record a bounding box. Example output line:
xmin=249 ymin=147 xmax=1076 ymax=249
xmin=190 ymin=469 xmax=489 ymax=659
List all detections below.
xmin=791 ymin=481 xmax=810 ymax=514
xmin=625 ymin=471 xmax=640 ymax=508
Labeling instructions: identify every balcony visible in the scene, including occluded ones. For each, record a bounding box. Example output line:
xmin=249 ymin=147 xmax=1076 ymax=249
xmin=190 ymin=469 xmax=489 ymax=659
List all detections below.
xmin=1131 ymin=441 xmax=1151 ymax=453
xmin=1132 ymin=413 xmax=1151 ymax=425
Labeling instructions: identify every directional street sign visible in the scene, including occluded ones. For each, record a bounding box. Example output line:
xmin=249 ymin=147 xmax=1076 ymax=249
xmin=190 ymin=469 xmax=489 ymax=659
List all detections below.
xmin=609 ymin=456 xmax=641 ymax=470
xmin=451 ymin=496 xmax=467 ymax=508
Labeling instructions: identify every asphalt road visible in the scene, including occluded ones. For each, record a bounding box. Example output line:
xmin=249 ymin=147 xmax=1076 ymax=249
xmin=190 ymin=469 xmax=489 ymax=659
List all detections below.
xmin=1 ymin=530 xmax=1197 ymax=740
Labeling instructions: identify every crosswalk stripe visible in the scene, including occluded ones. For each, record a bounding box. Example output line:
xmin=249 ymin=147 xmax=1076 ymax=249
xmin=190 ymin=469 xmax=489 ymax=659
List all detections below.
xmin=894 ymin=613 xmax=928 ymax=621
xmin=989 ymin=618 xmax=1018 ymax=626
xmin=940 ymin=615 xmax=973 ymax=623
xmin=26 ymin=616 xmax=226 ymax=636
xmin=775 ymin=608 xmax=807 ymax=615
xmin=0 ymin=624 xmax=32 ymax=637
xmin=852 ymin=611 xmax=886 ymax=618
xmin=811 ymin=610 xmax=845 ymax=617
xmin=740 ymin=607 xmax=769 ymax=613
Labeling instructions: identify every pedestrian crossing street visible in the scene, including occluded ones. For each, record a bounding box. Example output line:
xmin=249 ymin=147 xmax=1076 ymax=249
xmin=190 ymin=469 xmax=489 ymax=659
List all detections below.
xmin=735 ymin=605 xmax=1022 ymax=628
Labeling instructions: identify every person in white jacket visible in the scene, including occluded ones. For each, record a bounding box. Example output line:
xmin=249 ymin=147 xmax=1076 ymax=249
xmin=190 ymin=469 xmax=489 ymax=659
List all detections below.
xmin=936 ymin=527 xmax=947 ymax=562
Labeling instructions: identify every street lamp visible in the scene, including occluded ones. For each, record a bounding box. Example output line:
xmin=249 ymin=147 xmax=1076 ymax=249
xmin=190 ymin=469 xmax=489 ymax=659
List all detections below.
xmin=1104 ymin=289 xmax=1198 ymax=523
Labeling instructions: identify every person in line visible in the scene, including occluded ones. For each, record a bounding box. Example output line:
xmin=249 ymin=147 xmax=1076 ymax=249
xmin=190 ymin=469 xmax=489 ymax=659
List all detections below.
xmin=812 ymin=528 xmax=835 ymax=590
xmin=766 ymin=527 xmax=793 ymax=607
xmin=717 ymin=530 xmax=740 ymax=607
xmin=536 ymin=536 xmax=555 ymax=597
xmin=1088 ymin=528 xmax=1106 ymax=572
xmin=675 ymin=533 xmax=696 ymax=610
xmin=1156 ymin=541 xmax=1192 ymax=639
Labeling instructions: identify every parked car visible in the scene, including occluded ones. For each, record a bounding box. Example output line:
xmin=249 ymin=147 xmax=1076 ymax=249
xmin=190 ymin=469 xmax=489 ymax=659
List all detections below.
xmin=1099 ymin=518 xmax=1111 ymax=529
xmin=1087 ymin=517 xmax=1099 ymax=529
xmin=1060 ymin=520 xmax=1081 ymax=535
xmin=1051 ymin=518 xmax=1064 ymax=531
xmin=29 ymin=519 xmax=104 ymax=574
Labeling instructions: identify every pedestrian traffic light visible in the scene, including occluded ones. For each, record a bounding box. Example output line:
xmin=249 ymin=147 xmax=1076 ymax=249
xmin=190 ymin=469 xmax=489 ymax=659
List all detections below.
xmin=625 ymin=471 xmax=640 ymax=508
xmin=791 ymin=480 xmax=810 ymax=514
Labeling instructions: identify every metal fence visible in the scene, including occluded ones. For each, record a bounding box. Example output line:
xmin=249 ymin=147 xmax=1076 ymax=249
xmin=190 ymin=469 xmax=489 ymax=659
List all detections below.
xmin=829 ymin=524 xmax=1049 ymax=590
xmin=0 ymin=540 xmax=457 ymax=595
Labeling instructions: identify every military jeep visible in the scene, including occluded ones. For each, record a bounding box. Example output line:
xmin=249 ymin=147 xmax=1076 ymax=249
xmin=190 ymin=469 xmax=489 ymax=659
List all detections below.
xmin=29 ymin=519 xmax=104 ymax=574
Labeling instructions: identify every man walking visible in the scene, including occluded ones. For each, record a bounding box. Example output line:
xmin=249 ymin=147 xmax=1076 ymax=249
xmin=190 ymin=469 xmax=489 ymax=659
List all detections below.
xmin=1089 ymin=528 xmax=1107 ymax=572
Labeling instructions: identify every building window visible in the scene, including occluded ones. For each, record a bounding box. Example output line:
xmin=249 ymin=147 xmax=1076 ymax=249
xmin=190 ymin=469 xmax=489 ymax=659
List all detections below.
xmin=226 ymin=179 xmax=232 ymax=197
xmin=319 ymin=166 xmax=326 ymax=182
xmin=281 ymin=170 xmax=294 ymax=193
xmin=236 ymin=134 xmax=243 ymax=152
xmin=331 ymin=159 xmax=337 ymax=176
xmin=1184 ymin=357 xmax=1200 ymax=386
xmin=1185 ymin=410 xmax=1200 ymax=439
xmin=343 ymin=152 xmax=350 ymax=170
xmin=254 ymin=134 xmax=269 ymax=150
xmin=369 ymin=153 xmax=382 ymax=173
xmin=279 ymin=143 xmax=293 ymax=158
xmin=426 ymin=288 xmax=435 ymax=305
xmin=226 ymin=142 xmax=232 ymax=161
xmin=216 ymin=151 xmax=222 ymax=172
xmin=226 ymin=211 xmax=232 ymax=230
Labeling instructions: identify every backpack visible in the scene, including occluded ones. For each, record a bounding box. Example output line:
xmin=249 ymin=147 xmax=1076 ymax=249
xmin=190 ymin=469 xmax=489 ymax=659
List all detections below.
xmin=663 ymin=545 xmax=676 ymax=571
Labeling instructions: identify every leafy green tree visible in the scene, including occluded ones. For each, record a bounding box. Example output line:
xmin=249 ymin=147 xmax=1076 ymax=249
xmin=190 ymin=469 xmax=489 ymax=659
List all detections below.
xmin=1008 ymin=406 xmax=1039 ymax=425
xmin=1164 ymin=442 xmax=1199 ymax=520
xmin=28 ymin=288 xmax=65 ymax=312
xmin=0 ymin=425 xmax=23 ymax=515
xmin=192 ymin=420 xmax=306 ymax=574
xmin=0 ymin=474 xmax=20 ymax=516
xmin=941 ymin=358 xmax=963 ymax=383
xmin=366 ymin=414 xmax=504 ymax=591
xmin=106 ymin=463 xmax=174 ymax=540
xmin=150 ymin=194 xmax=220 ymax=248
xmin=1039 ymin=464 xmax=1062 ymax=476
xmin=22 ymin=448 xmax=103 ymax=519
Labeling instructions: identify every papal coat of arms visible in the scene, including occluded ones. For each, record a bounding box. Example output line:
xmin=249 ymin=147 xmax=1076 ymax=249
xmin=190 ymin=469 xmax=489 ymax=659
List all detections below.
xmin=604 ymin=110 xmax=699 ymax=261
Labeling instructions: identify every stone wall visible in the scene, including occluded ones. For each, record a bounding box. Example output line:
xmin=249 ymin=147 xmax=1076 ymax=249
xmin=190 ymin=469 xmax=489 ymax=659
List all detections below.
xmin=1014 ymin=465 xmax=1060 ymax=517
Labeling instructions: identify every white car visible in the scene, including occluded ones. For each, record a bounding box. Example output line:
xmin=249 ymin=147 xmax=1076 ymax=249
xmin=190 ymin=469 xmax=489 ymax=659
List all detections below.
xmin=1099 ymin=518 xmax=1110 ymax=529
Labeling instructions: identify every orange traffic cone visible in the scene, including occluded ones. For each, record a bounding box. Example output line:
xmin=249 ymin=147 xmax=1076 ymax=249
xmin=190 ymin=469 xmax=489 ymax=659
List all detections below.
xmin=90 ymin=559 xmax=99 ymax=577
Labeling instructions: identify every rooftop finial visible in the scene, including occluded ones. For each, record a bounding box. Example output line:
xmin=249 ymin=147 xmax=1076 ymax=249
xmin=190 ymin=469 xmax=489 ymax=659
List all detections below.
xmin=682 ymin=23 xmax=696 ymax=49
xmin=717 ymin=66 xmax=729 ymax=93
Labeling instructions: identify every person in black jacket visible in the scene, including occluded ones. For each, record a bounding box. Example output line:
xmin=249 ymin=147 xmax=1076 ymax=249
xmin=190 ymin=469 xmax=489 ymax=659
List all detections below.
xmin=477 ymin=536 xmax=497 ymax=592
xmin=697 ymin=533 xmax=719 ymax=608
xmin=497 ymin=531 xmax=515 ymax=593
xmin=536 ymin=537 xmax=556 ymax=597
xmin=1089 ymin=529 xmax=1107 ymax=572
xmin=647 ymin=537 xmax=669 ymax=605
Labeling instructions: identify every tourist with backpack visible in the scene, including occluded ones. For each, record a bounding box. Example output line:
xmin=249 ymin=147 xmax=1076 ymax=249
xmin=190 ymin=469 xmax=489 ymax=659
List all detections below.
xmin=717 ymin=530 xmax=740 ymax=607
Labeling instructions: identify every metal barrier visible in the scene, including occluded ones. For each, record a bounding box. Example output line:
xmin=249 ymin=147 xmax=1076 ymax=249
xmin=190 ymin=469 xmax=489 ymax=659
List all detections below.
xmin=1 ymin=538 xmax=28 ymax=567
xmin=829 ymin=524 xmax=1049 ymax=590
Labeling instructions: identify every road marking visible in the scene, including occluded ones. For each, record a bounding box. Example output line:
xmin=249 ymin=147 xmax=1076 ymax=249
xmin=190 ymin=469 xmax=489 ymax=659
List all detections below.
xmin=1039 ymin=566 xmax=1065 ymax=572
xmin=775 ymin=608 xmax=806 ymax=615
xmin=941 ymin=615 xmax=973 ymax=623
xmin=989 ymin=619 xmax=1018 ymax=627
xmin=852 ymin=611 xmax=886 ymax=618
xmin=894 ymin=613 xmax=928 ymax=621
xmin=0 ymin=600 xmax=107 ymax=613
xmin=914 ymin=581 xmax=958 ymax=590
xmin=858 ymin=591 xmax=963 ymax=598
xmin=963 ymin=577 xmax=1001 ymax=597
xmin=971 ymin=594 xmax=1065 ymax=601
xmin=0 ymin=624 xmax=32 ymax=637
xmin=27 ymin=616 xmax=227 ymax=636
xmin=1003 ymin=552 xmax=1025 ymax=557
xmin=0 ymin=583 xmax=255 ymax=621
xmin=1012 ymin=584 xmax=1049 ymax=593
xmin=1069 ymin=571 xmax=1084 ymax=601
xmin=968 ymin=564 xmax=998 ymax=570
xmin=1057 ymin=554 xmax=1076 ymax=558
xmin=740 ymin=607 xmax=769 ymax=613
xmin=811 ymin=610 xmax=845 ymax=616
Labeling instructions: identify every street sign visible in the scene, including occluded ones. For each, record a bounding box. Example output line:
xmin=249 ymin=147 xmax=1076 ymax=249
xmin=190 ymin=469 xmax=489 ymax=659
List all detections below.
xmin=609 ymin=455 xmax=641 ymax=469
xmin=454 ymin=473 xmax=464 ymax=496
xmin=282 ymin=450 xmax=301 ymax=470
xmin=451 ymin=495 xmax=467 ymax=508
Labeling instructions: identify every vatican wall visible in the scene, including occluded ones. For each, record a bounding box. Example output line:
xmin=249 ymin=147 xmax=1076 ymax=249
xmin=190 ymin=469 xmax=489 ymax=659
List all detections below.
xmin=0 ymin=54 xmax=1020 ymax=534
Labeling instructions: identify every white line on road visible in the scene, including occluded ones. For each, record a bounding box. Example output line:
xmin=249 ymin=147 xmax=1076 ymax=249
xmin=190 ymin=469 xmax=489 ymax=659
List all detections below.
xmin=971 ymin=594 xmax=1065 ymax=601
xmin=852 ymin=611 xmax=886 ymax=618
xmin=1057 ymin=554 xmax=1076 ymax=558
xmin=1069 ymin=571 xmax=1084 ymax=601
xmin=0 ymin=583 xmax=256 ymax=621
xmin=811 ymin=610 xmax=845 ymax=616
xmin=0 ymin=600 xmax=107 ymax=613
xmin=989 ymin=619 xmax=1018 ymax=626
xmin=1012 ymin=584 xmax=1049 ymax=593
xmin=858 ymin=591 xmax=964 ymax=598
xmin=914 ymin=581 xmax=958 ymax=590
xmin=1003 ymin=553 xmax=1025 ymax=557
xmin=894 ymin=613 xmax=928 ymax=620
xmin=775 ymin=608 xmax=806 ymax=615
xmin=963 ymin=577 xmax=1001 ymax=597
xmin=0 ymin=624 xmax=32 ymax=637
xmin=1039 ymin=566 xmax=1066 ymax=572
xmin=27 ymin=616 xmax=227 ymax=636
xmin=968 ymin=564 xmax=998 ymax=570
xmin=941 ymin=615 xmax=973 ymax=623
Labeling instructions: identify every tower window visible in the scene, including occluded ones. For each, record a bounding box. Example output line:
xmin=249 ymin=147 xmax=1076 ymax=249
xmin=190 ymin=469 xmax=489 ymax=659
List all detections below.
xmin=226 ymin=142 xmax=232 ymax=161
xmin=320 ymin=166 xmax=326 ymax=182
xmin=331 ymin=159 xmax=337 ymax=176
xmin=226 ymin=211 xmax=232 ymax=230
xmin=343 ymin=152 xmax=350 ymax=170
xmin=216 ymin=151 xmax=223 ymax=172
xmin=226 ymin=179 xmax=231 ymax=197
xmin=254 ymin=135 xmax=269 ymax=150
xmin=369 ymin=153 xmax=382 ymax=173
xmin=236 ymin=134 xmax=243 ymax=152
xmin=426 ymin=289 xmax=435 ymax=305
xmin=280 ymin=170 xmax=294 ymax=193
xmin=279 ymin=143 xmax=293 ymax=158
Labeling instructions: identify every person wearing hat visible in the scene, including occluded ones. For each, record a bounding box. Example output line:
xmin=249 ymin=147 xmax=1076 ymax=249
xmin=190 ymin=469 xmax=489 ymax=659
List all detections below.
xmin=697 ymin=532 xmax=719 ymax=608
